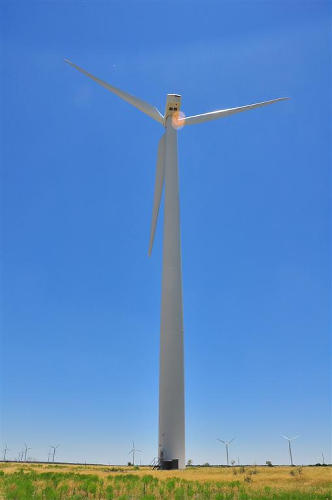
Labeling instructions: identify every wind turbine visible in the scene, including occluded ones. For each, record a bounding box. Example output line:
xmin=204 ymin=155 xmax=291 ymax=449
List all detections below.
xmin=128 ymin=442 xmax=142 ymax=466
xmin=50 ymin=445 xmax=60 ymax=463
xmin=217 ymin=438 xmax=235 ymax=466
xmin=2 ymin=444 xmax=9 ymax=461
xmin=23 ymin=443 xmax=31 ymax=462
xmin=281 ymin=435 xmax=299 ymax=466
xmin=65 ymin=58 xmax=288 ymax=469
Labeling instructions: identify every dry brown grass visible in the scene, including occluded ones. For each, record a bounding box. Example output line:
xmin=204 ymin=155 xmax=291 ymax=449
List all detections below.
xmin=1 ymin=462 xmax=331 ymax=492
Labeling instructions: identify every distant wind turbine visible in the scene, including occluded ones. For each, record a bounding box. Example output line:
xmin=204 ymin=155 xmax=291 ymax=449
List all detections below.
xmin=50 ymin=445 xmax=60 ymax=463
xmin=65 ymin=57 xmax=288 ymax=469
xmin=24 ymin=443 xmax=31 ymax=462
xmin=2 ymin=444 xmax=9 ymax=461
xmin=281 ymin=435 xmax=299 ymax=466
xmin=129 ymin=442 xmax=142 ymax=466
xmin=217 ymin=438 xmax=235 ymax=466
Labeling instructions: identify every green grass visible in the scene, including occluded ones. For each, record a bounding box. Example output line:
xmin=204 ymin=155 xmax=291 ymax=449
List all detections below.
xmin=0 ymin=469 xmax=331 ymax=499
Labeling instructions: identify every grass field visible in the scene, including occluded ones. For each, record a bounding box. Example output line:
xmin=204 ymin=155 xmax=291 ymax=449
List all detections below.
xmin=0 ymin=462 xmax=331 ymax=499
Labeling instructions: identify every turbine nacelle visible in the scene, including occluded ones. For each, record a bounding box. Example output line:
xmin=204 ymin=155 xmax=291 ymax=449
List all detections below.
xmin=164 ymin=94 xmax=181 ymax=120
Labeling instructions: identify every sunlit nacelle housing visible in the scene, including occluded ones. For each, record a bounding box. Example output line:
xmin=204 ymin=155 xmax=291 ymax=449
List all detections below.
xmin=164 ymin=94 xmax=181 ymax=120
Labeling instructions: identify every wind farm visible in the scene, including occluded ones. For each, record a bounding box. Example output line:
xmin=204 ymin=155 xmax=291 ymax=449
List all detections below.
xmin=1 ymin=0 xmax=330 ymax=498
xmin=0 ymin=438 xmax=330 ymax=497
xmin=0 ymin=461 xmax=331 ymax=499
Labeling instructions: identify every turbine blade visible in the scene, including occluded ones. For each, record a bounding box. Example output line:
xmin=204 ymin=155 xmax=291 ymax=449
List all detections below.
xmin=281 ymin=435 xmax=290 ymax=440
xmin=64 ymin=59 xmax=164 ymax=124
xmin=148 ymin=134 xmax=165 ymax=256
xmin=217 ymin=439 xmax=225 ymax=444
xmin=229 ymin=438 xmax=235 ymax=444
xmin=183 ymin=97 xmax=289 ymax=126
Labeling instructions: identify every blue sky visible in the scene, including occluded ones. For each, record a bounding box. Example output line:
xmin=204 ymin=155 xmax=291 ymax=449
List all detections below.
xmin=1 ymin=0 xmax=330 ymax=465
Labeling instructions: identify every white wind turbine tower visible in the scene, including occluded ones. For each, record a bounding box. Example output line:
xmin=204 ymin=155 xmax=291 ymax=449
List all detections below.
xmin=128 ymin=442 xmax=142 ymax=466
xmin=2 ymin=444 xmax=9 ymax=461
xmin=217 ymin=438 xmax=235 ymax=466
xmin=23 ymin=443 xmax=31 ymax=462
xmin=65 ymin=58 xmax=288 ymax=469
xmin=281 ymin=435 xmax=299 ymax=466
xmin=50 ymin=445 xmax=60 ymax=463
